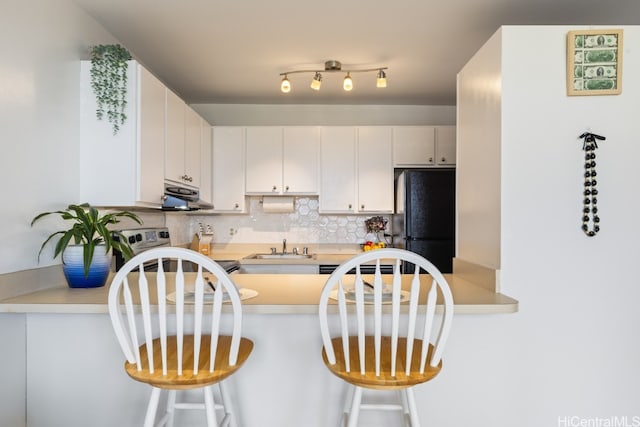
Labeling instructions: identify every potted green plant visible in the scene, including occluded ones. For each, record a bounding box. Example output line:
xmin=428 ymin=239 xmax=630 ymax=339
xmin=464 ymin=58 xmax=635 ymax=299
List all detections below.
xmin=31 ymin=203 xmax=142 ymax=288
xmin=89 ymin=44 xmax=132 ymax=135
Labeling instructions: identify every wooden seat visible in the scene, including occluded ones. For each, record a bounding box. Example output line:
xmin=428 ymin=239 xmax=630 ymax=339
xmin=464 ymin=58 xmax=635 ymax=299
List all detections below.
xmin=318 ymin=248 xmax=454 ymax=426
xmin=108 ymin=247 xmax=253 ymax=427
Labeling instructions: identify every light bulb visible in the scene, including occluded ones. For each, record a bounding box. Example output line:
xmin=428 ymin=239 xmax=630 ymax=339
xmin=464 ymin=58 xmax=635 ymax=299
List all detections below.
xmin=343 ymin=73 xmax=353 ymax=91
xmin=310 ymin=72 xmax=322 ymax=91
xmin=376 ymin=69 xmax=387 ymax=88
xmin=281 ymin=75 xmax=291 ymax=93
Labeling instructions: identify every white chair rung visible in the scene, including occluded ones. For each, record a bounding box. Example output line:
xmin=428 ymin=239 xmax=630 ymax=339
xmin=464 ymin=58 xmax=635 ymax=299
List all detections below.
xmin=174 ymin=402 xmax=206 ymax=410
xmin=360 ymin=403 xmax=404 ymax=411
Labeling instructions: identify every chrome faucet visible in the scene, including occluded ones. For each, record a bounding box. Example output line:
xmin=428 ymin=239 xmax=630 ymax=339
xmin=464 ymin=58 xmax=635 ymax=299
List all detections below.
xmin=282 ymin=238 xmax=287 ymax=254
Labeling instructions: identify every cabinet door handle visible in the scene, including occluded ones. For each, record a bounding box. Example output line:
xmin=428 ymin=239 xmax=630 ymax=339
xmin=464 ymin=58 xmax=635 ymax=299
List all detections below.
xmin=361 ymin=204 xmax=365 ymax=210
xmin=348 ymin=204 xmax=352 ymax=209
xmin=234 ymin=203 xmax=239 ymax=209
xmin=428 ymin=157 xmax=433 ymax=162
xmin=285 ymin=185 xmax=290 ymax=191
xmin=441 ymin=157 xmax=446 ymax=162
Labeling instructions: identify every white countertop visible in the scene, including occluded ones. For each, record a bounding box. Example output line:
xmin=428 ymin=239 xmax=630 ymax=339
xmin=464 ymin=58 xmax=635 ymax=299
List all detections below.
xmin=0 ymin=272 xmax=518 ymax=315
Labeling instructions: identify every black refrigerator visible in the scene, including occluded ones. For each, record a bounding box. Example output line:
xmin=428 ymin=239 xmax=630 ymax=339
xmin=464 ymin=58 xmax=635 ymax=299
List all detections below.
xmin=393 ymin=169 xmax=455 ymax=273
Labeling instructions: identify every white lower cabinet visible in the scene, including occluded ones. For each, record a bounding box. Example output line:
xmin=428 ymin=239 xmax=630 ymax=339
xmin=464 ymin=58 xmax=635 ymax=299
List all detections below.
xmin=238 ymin=264 xmax=319 ymax=274
xmin=79 ymin=61 xmax=165 ymax=208
xmin=319 ymin=126 xmax=394 ymax=214
xmin=212 ymin=127 xmax=246 ymax=212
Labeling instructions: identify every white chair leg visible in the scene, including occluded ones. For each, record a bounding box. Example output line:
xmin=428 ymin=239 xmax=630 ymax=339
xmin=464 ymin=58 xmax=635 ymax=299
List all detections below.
xmin=204 ymin=385 xmax=218 ymax=427
xmin=405 ymin=388 xmax=421 ymax=427
xmin=219 ymin=380 xmax=236 ymax=427
xmin=144 ymin=387 xmax=162 ymax=427
xmin=165 ymin=390 xmax=177 ymax=427
xmin=399 ymin=390 xmax=411 ymax=427
xmin=347 ymin=386 xmax=363 ymax=427
xmin=341 ymin=386 xmax=355 ymax=426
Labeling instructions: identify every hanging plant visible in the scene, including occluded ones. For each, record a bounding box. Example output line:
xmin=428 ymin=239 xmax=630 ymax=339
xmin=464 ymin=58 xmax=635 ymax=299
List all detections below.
xmin=89 ymin=44 xmax=132 ymax=135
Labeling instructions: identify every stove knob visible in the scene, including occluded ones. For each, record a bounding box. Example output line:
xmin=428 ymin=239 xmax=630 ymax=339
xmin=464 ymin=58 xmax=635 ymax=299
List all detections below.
xmin=135 ymin=233 xmax=142 ymax=242
xmin=128 ymin=236 xmax=136 ymax=244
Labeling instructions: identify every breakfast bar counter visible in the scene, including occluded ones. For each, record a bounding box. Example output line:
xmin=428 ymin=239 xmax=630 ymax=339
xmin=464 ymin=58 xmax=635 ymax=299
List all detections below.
xmin=0 ymin=264 xmax=517 ymax=427
xmin=0 ymin=272 xmax=517 ymax=315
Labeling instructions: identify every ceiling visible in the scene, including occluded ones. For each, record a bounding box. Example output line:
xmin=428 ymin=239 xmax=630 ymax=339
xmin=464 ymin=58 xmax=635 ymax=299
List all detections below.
xmin=74 ymin=0 xmax=640 ymax=106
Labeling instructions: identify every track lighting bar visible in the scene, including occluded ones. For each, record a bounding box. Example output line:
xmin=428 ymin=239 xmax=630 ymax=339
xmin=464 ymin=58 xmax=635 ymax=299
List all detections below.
xmin=279 ymin=60 xmax=387 ymax=93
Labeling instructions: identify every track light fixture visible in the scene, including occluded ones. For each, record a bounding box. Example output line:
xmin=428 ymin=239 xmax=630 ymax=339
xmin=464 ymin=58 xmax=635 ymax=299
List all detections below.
xmin=376 ymin=69 xmax=387 ymax=88
xmin=280 ymin=75 xmax=291 ymax=93
xmin=343 ymin=72 xmax=353 ymax=91
xmin=279 ymin=60 xmax=388 ymax=93
xmin=310 ymin=72 xmax=322 ymax=90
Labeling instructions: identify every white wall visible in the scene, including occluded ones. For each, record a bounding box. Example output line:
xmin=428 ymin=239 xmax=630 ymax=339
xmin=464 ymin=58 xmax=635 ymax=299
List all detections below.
xmin=0 ymin=0 xmax=118 ymax=275
xmin=456 ymin=29 xmax=503 ymax=269
xmin=454 ymin=25 xmax=640 ymax=426
xmin=0 ymin=2 xmax=120 ymax=425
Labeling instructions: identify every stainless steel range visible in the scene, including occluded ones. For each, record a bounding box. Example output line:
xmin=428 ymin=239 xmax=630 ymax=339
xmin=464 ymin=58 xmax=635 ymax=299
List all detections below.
xmin=113 ymin=227 xmax=172 ymax=271
xmin=113 ymin=227 xmax=240 ymax=273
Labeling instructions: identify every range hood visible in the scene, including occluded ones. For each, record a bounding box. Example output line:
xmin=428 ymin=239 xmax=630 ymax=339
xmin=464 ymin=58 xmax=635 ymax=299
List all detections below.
xmin=161 ymin=182 xmax=213 ymax=211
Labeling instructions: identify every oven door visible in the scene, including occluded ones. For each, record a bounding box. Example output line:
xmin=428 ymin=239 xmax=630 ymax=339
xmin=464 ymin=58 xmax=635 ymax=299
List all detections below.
xmin=142 ymin=257 xmax=172 ymax=272
xmin=114 ymin=249 xmax=172 ymax=272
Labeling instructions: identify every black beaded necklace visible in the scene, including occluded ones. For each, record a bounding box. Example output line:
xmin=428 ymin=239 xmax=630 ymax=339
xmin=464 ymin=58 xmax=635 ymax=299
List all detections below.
xmin=579 ymin=132 xmax=605 ymax=237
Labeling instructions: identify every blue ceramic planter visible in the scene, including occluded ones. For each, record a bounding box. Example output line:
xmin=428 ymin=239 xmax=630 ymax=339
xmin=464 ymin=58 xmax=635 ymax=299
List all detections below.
xmin=62 ymin=245 xmax=111 ymax=288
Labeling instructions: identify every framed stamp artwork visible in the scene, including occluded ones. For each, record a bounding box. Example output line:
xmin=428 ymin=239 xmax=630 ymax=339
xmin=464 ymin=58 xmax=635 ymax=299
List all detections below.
xmin=567 ymin=29 xmax=623 ymax=96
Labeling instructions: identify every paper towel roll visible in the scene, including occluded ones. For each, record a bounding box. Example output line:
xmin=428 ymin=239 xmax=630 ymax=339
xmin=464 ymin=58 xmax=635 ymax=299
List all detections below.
xmin=262 ymin=196 xmax=295 ymax=213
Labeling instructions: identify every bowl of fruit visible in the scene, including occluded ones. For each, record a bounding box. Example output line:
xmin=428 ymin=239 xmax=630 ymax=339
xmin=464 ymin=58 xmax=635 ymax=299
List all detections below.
xmin=361 ymin=241 xmax=386 ymax=251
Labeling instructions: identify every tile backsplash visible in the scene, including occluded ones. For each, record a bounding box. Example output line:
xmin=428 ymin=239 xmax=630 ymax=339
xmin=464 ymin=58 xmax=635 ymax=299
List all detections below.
xmin=165 ymin=197 xmax=389 ymax=246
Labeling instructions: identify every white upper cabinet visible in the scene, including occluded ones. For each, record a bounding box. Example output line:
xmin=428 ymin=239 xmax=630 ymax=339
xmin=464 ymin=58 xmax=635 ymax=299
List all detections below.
xmin=393 ymin=125 xmax=456 ymax=167
xmin=393 ymin=126 xmax=436 ymax=166
xmin=212 ymin=127 xmax=246 ymax=212
xmin=79 ymin=61 xmax=165 ymax=208
xmin=199 ymin=122 xmax=213 ymax=205
xmin=165 ymin=89 xmax=186 ymax=184
xmin=357 ymin=126 xmax=394 ymax=213
xmin=245 ymin=127 xmax=283 ymax=194
xmin=183 ymin=105 xmax=202 ymax=188
xmin=245 ymin=126 xmax=319 ymax=195
xmin=165 ymin=92 xmax=202 ymax=187
xmin=319 ymin=126 xmax=393 ymax=214
xmin=283 ymin=126 xmax=319 ymax=194
xmin=320 ymin=127 xmax=357 ymax=213
xmin=435 ymin=126 xmax=456 ymax=165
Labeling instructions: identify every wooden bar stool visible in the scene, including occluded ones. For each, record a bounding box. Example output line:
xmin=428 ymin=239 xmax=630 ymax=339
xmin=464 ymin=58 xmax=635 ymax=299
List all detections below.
xmin=108 ymin=247 xmax=253 ymax=427
xmin=318 ymin=248 xmax=454 ymax=426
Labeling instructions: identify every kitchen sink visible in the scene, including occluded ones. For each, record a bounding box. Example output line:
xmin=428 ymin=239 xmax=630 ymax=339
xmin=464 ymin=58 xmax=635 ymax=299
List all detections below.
xmin=245 ymin=253 xmax=314 ymax=260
